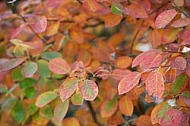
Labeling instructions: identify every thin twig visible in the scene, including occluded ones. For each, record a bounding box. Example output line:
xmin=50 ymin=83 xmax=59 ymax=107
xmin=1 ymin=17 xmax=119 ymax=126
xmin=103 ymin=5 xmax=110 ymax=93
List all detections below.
xmin=76 ymin=0 xmax=83 ymax=4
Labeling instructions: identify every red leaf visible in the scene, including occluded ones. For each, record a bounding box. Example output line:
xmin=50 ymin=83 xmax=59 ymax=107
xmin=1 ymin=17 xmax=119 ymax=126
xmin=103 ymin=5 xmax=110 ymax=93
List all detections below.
xmin=82 ymin=0 xmax=100 ymax=12
xmin=155 ymin=9 xmax=177 ymax=28
xmin=49 ymin=58 xmax=70 ymax=74
xmin=111 ymin=69 xmax=131 ymax=81
xmin=119 ymin=95 xmax=133 ymax=116
xmin=118 ymin=72 xmax=141 ymax=95
xmin=171 ymin=18 xmax=190 ymax=28
xmin=128 ymin=4 xmax=148 ymax=18
xmin=59 ymin=78 xmax=79 ymax=102
xmin=100 ymin=99 xmax=118 ymax=118
xmin=145 ymin=71 xmax=164 ymax=101
xmin=182 ymin=28 xmax=190 ymax=40
xmin=32 ymin=16 xmax=47 ymax=33
xmin=79 ymin=80 xmax=98 ymax=101
xmin=104 ymin=13 xmax=123 ymax=27
xmin=181 ymin=37 xmax=190 ymax=45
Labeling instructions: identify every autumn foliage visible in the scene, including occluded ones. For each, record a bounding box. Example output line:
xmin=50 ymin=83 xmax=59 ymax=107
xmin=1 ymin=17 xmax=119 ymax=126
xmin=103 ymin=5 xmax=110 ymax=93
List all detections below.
xmin=0 ymin=0 xmax=190 ymax=125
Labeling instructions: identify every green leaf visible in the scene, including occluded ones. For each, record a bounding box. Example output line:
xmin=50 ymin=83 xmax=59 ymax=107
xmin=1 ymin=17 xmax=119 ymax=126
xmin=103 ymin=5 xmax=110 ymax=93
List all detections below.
xmin=41 ymin=51 xmax=62 ymax=61
xmin=39 ymin=105 xmax=53 ymax=119
xmin=11 ymin=66 xmax=25 ymax=81
xmin=54 ymin=100 xmax=69 ymax=121
xmin=36 ymin=60 xmax=51 ymax=77
xmin=1 ymin=97 xmax=17 ymax=111
xmin=71 ymin=93 xmax=83 ymax=106
xmin=19 ymin=78 xmax=36 ymax=89
xmin=0 ymin=83 xmax=8 ymax=93
xmin=25 ymin=87 xmax=35 ymax=98
xmin=27 ymin=103 xmax=38 ymax=116
xmin=111 ymin=4 xmax=122 ymax=15
xmin=21 ymin=61 xmax=38 ymax=77
xmin=35 ymin=91 xmax=58 ymax=107
xmin=11 ymin=101 xmax=26 ymax=124
xmin=181 ymin=91 xmax=190 ymax=98
xmin=171 ymin=74 xmax=186 ymax=95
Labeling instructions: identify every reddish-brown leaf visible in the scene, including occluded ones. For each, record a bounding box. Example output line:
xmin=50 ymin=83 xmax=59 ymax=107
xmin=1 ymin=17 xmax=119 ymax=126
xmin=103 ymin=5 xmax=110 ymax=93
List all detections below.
xmin=135 ymin=115 xmax=152 ymax=126
xmin=104 ymin=13 xmax=123 ymax=27
xmin=145 ymin=71 xmax=164 ymax=101
xmin=182 ymin=28 xmax=190 ymax=40
xmin=79 ymin=80 xmax=98 ymax=101
xmin=82 ymin=0 xmax=99 ymax=12
xmin=32 ymin=16 xmax=47 ymax=33
xmin=59 ymin=78 xmax=79 ymax=102
xmin=128 ymin=4 xmax=148 ymax=18
xmin=164 ymin=68 xmax=177 ymax=83
xmin=70 ymin=29 xmax=84 ymax=44
xmin=77 ymin=51 xmax=92 ymax=66
xmin=111 ymin=69 xmax=131 ymax=81
xmin=186 ymin=66 xmax=190 ymax=77
xmin=100 ymin=98 xmax=118 ymax=118
xmin=148 ymin=29 xmax=162 ymax=48
xmin=119 ymin=95 xmax=133 ymax=116
xmin=107 ymin=116 xmax=124 ymax=126
xmin=181 ymin=37 xmax=190 ymax=45
xmin=114 ymin=56 xmax=132 ymax=69
xmin=11 ymin=23 xmax=27 ymax=39
xmin=46 ymin=0 xmax=66 ymax=8
xmin=49 ymin=58 xmax=70 ymax=74
xmin=161 ymin=29 xmax=179 ymax=44
xmin=171 ymin=18 xmax=190 ymax=28
xmin=155 ymin=9 xmax=177 ymax=28
xmin=171 ymin=56 xmax=187 ymax=70
xmin=118 ymin=72 xmax=141 ymax=95
xmin=62 ymin=117 xmax=80 ymax=126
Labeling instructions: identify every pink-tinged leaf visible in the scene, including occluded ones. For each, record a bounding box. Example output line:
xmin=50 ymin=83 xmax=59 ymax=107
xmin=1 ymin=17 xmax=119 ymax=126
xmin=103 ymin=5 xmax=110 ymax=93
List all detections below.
xmin=140 ymin=0 xmax=151 ymax=12
xmin=182 ymin=28 xmax=190 ymax=40
xmin=171 ymin=56 xmax=187 ymax=70
xmin=11 ymin=23 xmax=27 ymax=39
xmin=155 ymin=9 xmax=177 ymax=28
xmin=159 ymin=108 xmax=187 ymax=126
xmin=79 ymin=80 xmax=98 ymax=101
xmin=148 ymin=29 xmax=162 ymax=48
xmin=104 ymin=13 xmax=123 ymax=27
xmin=171 ymin=18 xmax=190 ymax=28
xmin=181 ymin=37 xmax=190 ymax=45
xmin=46 ymin=0 xmax=66 ymax=8
xmin=32 ymin=16 xmax=47 ymax=33
xmin=164 ymin=68 xmax=177 ymax=83
xmin=161 ymin=29 xmax=179 ymax=44
xmin=1 ymin=58 xmax=26 ymax=72
xmin=100 ymin=98 xmax=118 ymax=118
xmin=128 ymin=4 xmax=148 ymax=18
xmin=111 ymin=69 xmax=131 ymax=81
xmin=118 ymin=72 xmax=141 ymax=95
xmin=54 ymin=100 xmax=69 ymax=121
xmin=186 ymin=66 xmax=190 ymax=77
xmin=49 ymin=58 xmax=70 ymax=74
xmin=0 ymin=59 xmax=9 ymax=72
xmin=82 ymin=0 xmax=99 ymax=12
xmin=119 ymin=95 xmax=133 ymax=116
xmin=21 ymin=62 xmax=38 ymax=77
xmin=36 ymin=91 xmax=58 ymax=107
xmin=59 ymin=78 xmax=79 ymax=102
xmin=145 ymin=71 xmax=164 ymax=101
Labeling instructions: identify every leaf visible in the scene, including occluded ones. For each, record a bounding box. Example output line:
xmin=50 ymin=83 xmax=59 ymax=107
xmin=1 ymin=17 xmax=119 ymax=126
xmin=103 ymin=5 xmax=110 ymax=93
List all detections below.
xmin=32 ymin=16 xmax=47 ymax=33
xmin=179 ymin=91 xmax=190 ymax=106
xmin=155 ymin=9 xmax=177 ymax=28
xmin=181 ymin=37 xmax=190 ymax=45
xmin=62 ymin=117 xmax=80 ymax=126
xmin=145 ymin=71 xmax=164 ymax=101
xmin=11 ymin=23 xmax=27 ymax=39
xmin=100 ymin=98 xmax=118 ymax=118
xmin=19 ymin=78 xmax=36 ymax=89
xmin=70 ymin=29 xmax=84 ymax=44
xmin=36 ymin=60 xmax=51 ymax=77
xmin=39 ymin=105 xmax=53 ymax=119
xmin=59 ymin=78 xmax=79 ymax=102
xmin=114 ymin=56 xmax=132 ymax=69
xmin=119 ymin=95 xmax=133 ymax=116
xmin=164 ymin=68 xmax=177 ymax=83
xmin=77 ymin=51 xmax=92 ymax=66
xmin=49 ymin=58 xmax=70 ymax=74
xmin=128 ymin=4 xmax=148 ymax=18
xmin=54 ymin=100 xmax=69 ymax=121
xmin=171 ymin=18 xmax=190 ymax=28
xmin=148 ymin=29 xmax=162 ymax=48
xmin=161 ymin=29 xmax=179 ymax=44
xmin=105 ymin=13 xmax=123 ymax=27
xmin=46 ymin=0 xmax=66 ymax=8
xmin=118 ymin=72 xmax=141 ymax=95
xmin=11 ymin=66 xmax=25 ymax=81
xmin=25 ymin=87 xmax=35 ymax=98
xmin=135 ymin=115 xmax=152 ymax=126
xmin=171 ymin=56 xmax=187 ymax=70
xmin=71 ymin=93 xmax=83 ymax=105
xmin=82 ymin=0 xmax=99 ymax=12
xmin=21 ymin=61 xmax=38 ymax=77
xmin=1 ymin=97 xmax=17 ymax=112
xmin=11 ymin=101 xmax=26 ymax=124
xmin=171 ymin=74 xmax=186 ymax=95
xmin=35 ymin=91 xmax=58 ymax=107
xmin=111 ymin=4 xmax=122 ymax=15
xmin=46 ymin=21 xmax=60 ymax=36
xmin=79 ymin=80 xmax=98 ymax=101
xmin=41 ymin=51 xmax=62 ymax=61
xmin=1 ymin=58 xmax=26 ymax=72
xmin=111 ymin=69 xmax=131 ymax=81
xmin=151 ymin=102 xmax=169 ymax=124
xmin=27 ymin=104 xmax=38 ymax=116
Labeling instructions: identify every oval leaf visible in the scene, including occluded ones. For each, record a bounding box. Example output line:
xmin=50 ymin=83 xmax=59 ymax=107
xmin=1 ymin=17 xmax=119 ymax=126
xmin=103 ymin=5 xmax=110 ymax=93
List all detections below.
xmin=59 ymin=78 xmax=79 ymax=102
xmin=119 ymin=95 xmax=133 ymax=116
xmin=41 ymin=51 xmax=62 ymax=61
xmin=49 ymin=58 xmax=70 ymax=74
xmin=21 ymin=61 xmax=38 ymax=77
xmin=155 ymin=9 xmax=177 ymax=28
xmin=105 ymin=13 xmax=123 ymax=27
xmin=71 ymin=93 xmax=83 ymax=106
xmin=32 ymin=16 xmax=47 ymax=33
xmin=36 ymin=60 xmax=51 ymax=77
xmin=118 ymin=72 xmax=141 ymax=95
xmin=35 ymin=91 xmax=58 ymax=107
xmin=62 ymin=117 xmax=80 ymax=126
xmin=171 ymin=18 xmax=190 ymax=28
xmin=54 ymin=100 xmax=69 ymax=121
xmin=79 ymin=80 xmax=98 ymax=101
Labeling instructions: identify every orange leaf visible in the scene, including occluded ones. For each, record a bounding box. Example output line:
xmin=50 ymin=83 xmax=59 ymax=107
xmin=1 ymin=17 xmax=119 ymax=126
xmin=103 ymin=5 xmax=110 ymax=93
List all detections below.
xmin=70 ymin=29 xmax=84 ymax=44
xmin=77 ymin=51 xmax=92 ymax=66
xmin=62 ymin=117 xmax=80 ymax=126
xmin=49 ymin=58 xmax=70 ymax=74
xmin=128 ymin=4 xmax=148 ymax=18
xmin=100 ymin=99 xmax=118 ymax=118
xmin=46 ymin=21 xmax=60 ymax=36
xmin=155 ymin=9 xmax=177 ymax=28
xmin=104 ymin=13 xmax=123 ymax=27
xmin=119 ymin=95 xmax=133 ymax=116
xmin=135 ymin=115 xmax=152 ymax=126
xmin=107 ymin=32 xmax=125 ymax=46
xmin=118 ymin=72 xmax=141 ymax=95
xmin=164 ymin=68 xmax=177 ymax=83
xmin=82 ymin=0 xmax=99 ymax=12
xmin=111 ymin=69 xmax=131 ymax=81
xmin=145 ymin=71 xmax=164 ymax=101
xmin=114 ymin=56 xmax=132 ymax=69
